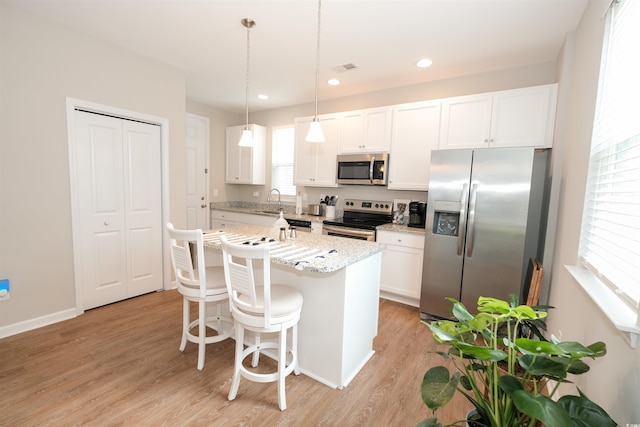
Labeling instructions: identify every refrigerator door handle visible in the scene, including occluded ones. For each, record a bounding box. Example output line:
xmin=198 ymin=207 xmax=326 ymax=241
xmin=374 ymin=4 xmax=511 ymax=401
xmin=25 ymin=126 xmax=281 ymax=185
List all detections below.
xmin=466 ymin=183 xmax=478 ymax=257
xmin=457 ymin=183 xmax=469 ymax=256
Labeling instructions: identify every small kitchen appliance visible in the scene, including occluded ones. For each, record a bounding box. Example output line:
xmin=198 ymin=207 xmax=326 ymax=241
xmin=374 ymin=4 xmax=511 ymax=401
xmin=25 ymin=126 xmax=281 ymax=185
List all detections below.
xmin=408 ymin=201 xmax=426 ymax=228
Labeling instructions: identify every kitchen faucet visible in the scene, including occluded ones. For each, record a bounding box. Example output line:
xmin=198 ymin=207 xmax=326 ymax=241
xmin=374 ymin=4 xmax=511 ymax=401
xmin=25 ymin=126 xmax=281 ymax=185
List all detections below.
xmin=267 ymin=188 xmax=281 ymax=212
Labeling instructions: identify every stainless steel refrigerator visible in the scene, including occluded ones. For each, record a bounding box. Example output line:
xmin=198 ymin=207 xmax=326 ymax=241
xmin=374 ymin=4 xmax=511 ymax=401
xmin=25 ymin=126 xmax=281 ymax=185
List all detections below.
xmin=420 ymin=147 xmax=550 ymax=319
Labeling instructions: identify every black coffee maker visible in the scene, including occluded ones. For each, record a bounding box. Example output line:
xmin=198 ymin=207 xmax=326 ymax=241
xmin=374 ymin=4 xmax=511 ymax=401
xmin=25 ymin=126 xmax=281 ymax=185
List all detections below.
xmin=408 ymin=201 xmax=426 ymax=228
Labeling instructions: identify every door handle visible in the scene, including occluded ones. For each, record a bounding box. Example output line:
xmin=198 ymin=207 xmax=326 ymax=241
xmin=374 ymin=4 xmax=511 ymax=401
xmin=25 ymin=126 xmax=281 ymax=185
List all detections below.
xmin=466 ymin=184 xmax=478 ymax=258
xmin=457 ymin=183 xmax=469 ymax=256
xmin=200 ymin=204 xmax=206 ymax=208
xmin=369 ymin=156 xmax=375 ymax=184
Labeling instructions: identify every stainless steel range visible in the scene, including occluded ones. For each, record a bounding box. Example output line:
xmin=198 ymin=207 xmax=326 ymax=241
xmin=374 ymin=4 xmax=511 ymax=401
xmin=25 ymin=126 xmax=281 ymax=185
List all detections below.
xmin=322 ymin=198 xmax=393 ymax=241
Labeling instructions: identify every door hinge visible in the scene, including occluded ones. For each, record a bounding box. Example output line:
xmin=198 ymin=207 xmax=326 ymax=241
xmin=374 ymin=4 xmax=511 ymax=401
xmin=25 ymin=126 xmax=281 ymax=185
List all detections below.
xmin=205 ymin=168 xmax=208 ymax=174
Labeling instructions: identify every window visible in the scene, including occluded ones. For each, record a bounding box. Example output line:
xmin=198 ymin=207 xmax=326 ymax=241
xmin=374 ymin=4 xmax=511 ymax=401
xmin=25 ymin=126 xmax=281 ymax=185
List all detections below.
xmin=570 ymin=0 xmax=640 ymax=347
xmin=271 ymin=126 xmax=296 ymax=198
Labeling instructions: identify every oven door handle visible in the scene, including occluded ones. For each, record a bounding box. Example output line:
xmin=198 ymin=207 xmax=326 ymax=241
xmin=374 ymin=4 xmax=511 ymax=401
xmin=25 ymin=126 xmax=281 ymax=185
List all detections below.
xmin=369 ymin=156 xmax=375 ymax=184
xmin=323 ymin=225 xmax=375 ymax=239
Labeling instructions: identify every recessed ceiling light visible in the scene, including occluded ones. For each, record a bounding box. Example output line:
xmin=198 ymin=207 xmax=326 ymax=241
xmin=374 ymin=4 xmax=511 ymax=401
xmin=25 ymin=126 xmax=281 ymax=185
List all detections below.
xmin=257 ymin=94 xmax=268 ymax=100
xmin=328 ymin=79 xmax=340 ymax=86
xmin=416 ymin=58 xmax=433 ymax=68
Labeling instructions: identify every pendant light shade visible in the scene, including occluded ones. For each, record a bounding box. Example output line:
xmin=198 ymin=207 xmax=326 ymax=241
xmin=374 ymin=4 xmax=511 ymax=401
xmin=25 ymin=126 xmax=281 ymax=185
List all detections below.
xmin=305 ymin=0 xmax=325 ymax=143
xmin=238 ymin=128 xmax=253 ymax=147
xmin=239 ymin=18 xmax=255 ymax=147
xmin=306 ymin=118 xmax=325 ymax=143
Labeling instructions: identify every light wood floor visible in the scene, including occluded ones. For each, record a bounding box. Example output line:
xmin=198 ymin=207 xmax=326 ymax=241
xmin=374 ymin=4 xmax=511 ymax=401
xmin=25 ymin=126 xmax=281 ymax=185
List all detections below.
xmin=1 ymin=290 xmax=468 ymax=426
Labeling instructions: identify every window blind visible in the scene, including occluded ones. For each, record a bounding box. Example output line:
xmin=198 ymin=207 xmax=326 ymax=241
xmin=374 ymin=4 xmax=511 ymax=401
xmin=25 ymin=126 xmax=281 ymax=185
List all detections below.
xmin=578 ymin=0 xmax=640 ymax=308
xmin=271 ymin=126 xmax=296 ymax=196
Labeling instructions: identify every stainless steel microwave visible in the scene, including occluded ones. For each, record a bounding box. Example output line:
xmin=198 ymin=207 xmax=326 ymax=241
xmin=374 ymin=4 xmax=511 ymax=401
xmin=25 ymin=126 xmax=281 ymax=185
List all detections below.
xmin=336 ymin=153 xmax=389 ymax=185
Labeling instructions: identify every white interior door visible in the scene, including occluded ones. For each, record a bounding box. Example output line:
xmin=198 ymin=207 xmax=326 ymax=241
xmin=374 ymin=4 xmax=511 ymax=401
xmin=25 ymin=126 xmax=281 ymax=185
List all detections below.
xmin=74 ymin=110 xmax=162 ymax=309
xmin=185 ymin=114 xmax=209 ymax=230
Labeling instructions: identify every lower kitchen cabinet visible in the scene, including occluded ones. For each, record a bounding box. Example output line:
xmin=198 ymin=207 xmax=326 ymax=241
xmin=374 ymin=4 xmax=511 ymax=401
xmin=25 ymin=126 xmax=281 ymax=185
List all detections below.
xmin=210 ymin=210 xmax=238 ymax=229
xmin=377 ymin=230 xmax=425 ymax=307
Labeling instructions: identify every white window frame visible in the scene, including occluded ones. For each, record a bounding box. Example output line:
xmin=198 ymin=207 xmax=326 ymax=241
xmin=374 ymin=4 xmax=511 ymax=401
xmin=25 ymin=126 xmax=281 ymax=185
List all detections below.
xmin=271 ymin=125 xmax=296 ymax=202
xmin=566 ymin=0 xmax=640 ymax=348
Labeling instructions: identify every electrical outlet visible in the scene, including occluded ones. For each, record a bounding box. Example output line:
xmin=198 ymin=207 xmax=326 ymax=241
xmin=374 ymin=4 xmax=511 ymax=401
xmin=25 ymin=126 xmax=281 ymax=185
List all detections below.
xmin=0 ymin=279 xmax=10 ymax=301
xmin=252 ymin=191 xmax=259 ymax=197
xmin=213 ymin=188 xmax=219 ymax=197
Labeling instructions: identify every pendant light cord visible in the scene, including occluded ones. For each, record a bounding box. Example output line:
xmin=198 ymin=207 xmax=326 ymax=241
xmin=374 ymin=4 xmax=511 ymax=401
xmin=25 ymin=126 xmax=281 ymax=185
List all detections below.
xmin=313 ymin=0 xmax=322 ymax=119
xmin=245 ymin=20 xmax=251 ymax=129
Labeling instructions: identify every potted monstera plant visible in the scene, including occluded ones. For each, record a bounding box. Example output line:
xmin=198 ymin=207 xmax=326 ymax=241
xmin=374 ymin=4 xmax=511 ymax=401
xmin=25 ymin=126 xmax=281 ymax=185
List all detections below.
xmin=418 ymin=295 xmax=617 ymax=427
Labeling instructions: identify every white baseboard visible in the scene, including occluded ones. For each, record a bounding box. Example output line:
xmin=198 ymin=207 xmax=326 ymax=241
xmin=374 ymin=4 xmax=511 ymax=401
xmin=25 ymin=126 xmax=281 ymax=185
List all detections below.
xmin=379 ymin=290 xmax=419 ymax=308
xmin=0 ymin=308 xmax=77 ymax=339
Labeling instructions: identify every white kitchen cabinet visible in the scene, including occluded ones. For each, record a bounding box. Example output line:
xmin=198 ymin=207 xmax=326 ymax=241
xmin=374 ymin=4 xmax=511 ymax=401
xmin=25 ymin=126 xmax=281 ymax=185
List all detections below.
xmin=439 ymin=84 xmax=558 ymax=149
xmin=210 ymin=210 xmax=238 ymax=230
xmin=225 ymin=124 xmax=266 ymax=185
xmin=293 ymin=114 xmax=339 ymax=187
xmin=310 ymin=221 xmax=322 ymax=235
xmin=377 ymin=230 xmax=425 ymax=307
xmin=338 ymin=107 xmax=392 ymax=153
xmin=388 ymin=100 xmax=441 ymax=191
xmin=237 ymin=212 xmax=277 ymax=227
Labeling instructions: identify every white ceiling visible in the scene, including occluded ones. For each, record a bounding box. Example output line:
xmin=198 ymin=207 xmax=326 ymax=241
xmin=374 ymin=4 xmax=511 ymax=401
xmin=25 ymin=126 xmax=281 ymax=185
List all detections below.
xmin=9 ymin=0 xmax=587 ymax=114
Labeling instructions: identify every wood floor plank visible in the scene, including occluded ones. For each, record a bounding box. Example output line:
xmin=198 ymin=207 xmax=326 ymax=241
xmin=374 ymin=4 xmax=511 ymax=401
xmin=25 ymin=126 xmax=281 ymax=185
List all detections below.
xmin=0 ymin=290 xmax=468 ymax=426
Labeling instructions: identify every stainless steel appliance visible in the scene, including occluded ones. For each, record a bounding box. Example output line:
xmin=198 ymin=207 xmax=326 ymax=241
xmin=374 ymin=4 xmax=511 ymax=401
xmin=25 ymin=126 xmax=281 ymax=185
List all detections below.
xmin=408 ymin=201 xmax=426 ymax=228
xmin=336 ymin=153 xmax=389 ymax=185
xmin=322 ymin=198 xmax=393 ymax=241
xmin=284 ymin=217 xmax=311 ymax=232
xmin=420 ymin=148 xmax=550 ymax=319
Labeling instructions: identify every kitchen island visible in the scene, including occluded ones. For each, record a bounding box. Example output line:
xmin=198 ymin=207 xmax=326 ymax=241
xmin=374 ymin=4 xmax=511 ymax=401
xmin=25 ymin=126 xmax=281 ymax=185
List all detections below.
xmin=202 ymin=225 xmax=384 ymax=389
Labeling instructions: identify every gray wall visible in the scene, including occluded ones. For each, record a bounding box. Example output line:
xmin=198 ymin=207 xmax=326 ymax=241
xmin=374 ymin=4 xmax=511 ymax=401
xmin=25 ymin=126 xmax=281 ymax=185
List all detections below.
xmin=1 ymin=4 xmax=187 ymax=328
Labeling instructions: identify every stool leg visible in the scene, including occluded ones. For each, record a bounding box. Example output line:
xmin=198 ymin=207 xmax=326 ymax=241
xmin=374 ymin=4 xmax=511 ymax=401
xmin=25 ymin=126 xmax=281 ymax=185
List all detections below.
xmin=251 ymin=333 xmax=260 ymax=367
xmin=197 ymin=300 xmax=206 ymax=371
xmin=228 ymin=323 xmax=244 ymax=401
xmin=292 ymin=323 xmax=300 ymax=375
xmin=179 ymin=297 xmax=189 ymax=352
xmin=277 ymin=327 xmax=287 ymax=411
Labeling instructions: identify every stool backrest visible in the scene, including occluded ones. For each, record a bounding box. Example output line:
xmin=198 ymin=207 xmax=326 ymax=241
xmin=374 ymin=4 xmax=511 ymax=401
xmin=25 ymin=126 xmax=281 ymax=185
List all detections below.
xmin=219 ymin=234 xmax=272 ymax=329
xmin=166 ymin=223 xmax=207 ymax=299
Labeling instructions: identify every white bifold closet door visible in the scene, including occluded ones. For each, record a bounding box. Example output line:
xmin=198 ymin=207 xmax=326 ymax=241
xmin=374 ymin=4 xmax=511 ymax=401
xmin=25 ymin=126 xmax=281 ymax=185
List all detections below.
xmin=74 ymin=110 xmax=162 ymax=309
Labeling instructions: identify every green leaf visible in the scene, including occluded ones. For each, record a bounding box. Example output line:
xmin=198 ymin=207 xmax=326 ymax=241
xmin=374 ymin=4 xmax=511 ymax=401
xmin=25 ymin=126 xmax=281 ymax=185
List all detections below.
xmin=416 ymin=418 xmax=443 ymax=427
xmin=516 ymin=337 xmax=565 ymax=355
xmin=453 ymin=341 xmax=507 ymax=362
xmin=518 ymin=354 xmax=568 ymax=379
xmin=557 ymin=341 xmax=597 ymax=358
xmin=587 ymin=341 xmax=607 ymax=357
xmin=451 ymin=299 xmax=474 ymax=322
xmin=421 ymin=366 xmax=459 ymax=411
xmin=510 ymin=391 xmax=574 ymax=427
xmin=478 ymin=296 xmax=511 ymax=314
xmin=557 ymin=394 xmax=617 ymax=427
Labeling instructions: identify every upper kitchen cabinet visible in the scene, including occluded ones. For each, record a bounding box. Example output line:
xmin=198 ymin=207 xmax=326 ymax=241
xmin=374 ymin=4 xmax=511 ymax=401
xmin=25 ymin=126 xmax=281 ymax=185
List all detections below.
xmin=388 ymin=100 xmax=441 ymax=191
xmin=338 ymin=107 xmax=392 ymax=154
xmin=439 ymin=84 xmax=558 ymax=149
xmin=225 ymin=124 xmax=266 ymax=185
xmin=293 ymin=114 xmax=339 ymax=187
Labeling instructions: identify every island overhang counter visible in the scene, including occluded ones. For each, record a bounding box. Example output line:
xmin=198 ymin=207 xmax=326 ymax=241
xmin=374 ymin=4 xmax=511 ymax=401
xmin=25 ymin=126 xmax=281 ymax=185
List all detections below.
xmin=202 ymin=225 xmax=384 ymax=389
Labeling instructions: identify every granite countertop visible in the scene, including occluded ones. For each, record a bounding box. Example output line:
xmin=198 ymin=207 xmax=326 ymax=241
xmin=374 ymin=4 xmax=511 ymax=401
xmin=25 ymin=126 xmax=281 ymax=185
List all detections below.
xmin=203 ymin=225 xmax=384 ymax=273
xmin=210 ymin=201 xmax=327 ymax=222
xmin=377 ymin=223 xmax=426 ymax=235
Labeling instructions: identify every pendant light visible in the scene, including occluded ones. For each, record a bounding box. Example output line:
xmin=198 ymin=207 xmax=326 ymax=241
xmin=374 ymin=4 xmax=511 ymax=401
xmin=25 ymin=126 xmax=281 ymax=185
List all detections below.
xmin=239 ymin=18 xmax=255 ymax=147
xmin=305 ymin=0 xmax=325 ymax=142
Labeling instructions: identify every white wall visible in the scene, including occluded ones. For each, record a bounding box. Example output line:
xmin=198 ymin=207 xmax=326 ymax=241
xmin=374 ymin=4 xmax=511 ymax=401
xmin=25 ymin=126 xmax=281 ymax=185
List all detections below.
xmin=547 ymin=0 xmax=639 ymax=424
xmin=0 ymin=4 xmax=187 ymax=328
